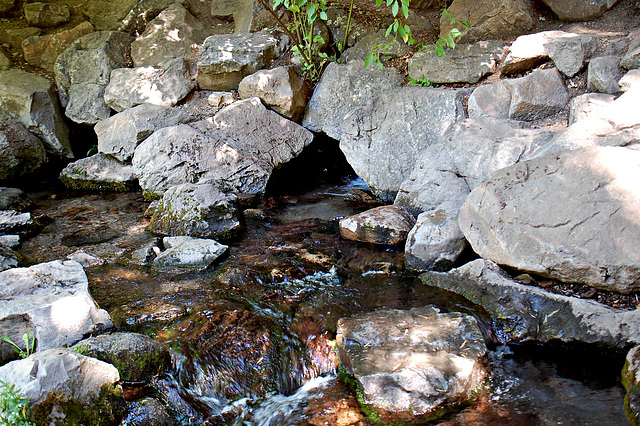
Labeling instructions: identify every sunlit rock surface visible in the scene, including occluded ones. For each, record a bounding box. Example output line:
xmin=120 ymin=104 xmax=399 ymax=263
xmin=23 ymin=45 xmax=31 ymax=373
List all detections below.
xmin=502 ymin=30 xmax=567 ymax=74
xmin=336 ymin=306 xmax=488 ymax=422
xmin=339 ymin=205 xmax=415 ymax=245
xmin=544 ymin=33 xmax=596 ymax=77
xmin=153 ymin=235 xmax=229 ymax=269
xmin=60 ymin=153 xmax=138 ymax=192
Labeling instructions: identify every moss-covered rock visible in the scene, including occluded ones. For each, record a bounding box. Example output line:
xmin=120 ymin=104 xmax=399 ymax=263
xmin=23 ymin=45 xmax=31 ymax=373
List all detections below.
xmin=623 ymin=346 xmax=640 ymax=425
xmin=60 ymin=153 xmax=138 ymax=192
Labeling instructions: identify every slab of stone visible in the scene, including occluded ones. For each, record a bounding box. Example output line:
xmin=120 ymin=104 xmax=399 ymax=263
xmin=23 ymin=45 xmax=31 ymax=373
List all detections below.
xmin=620 ymin=69 xmax=640 ymax=92
xmin=408 ymin=41 xmax=506 ymax=84
xmin=339 ymin=205 xmax=416 ymax=245
xmin=238 ymin=66 xmax=307 ymax=121
xmin=96 ymin=103 xmax=190 ymax=163
xmin=460 ymin=146 xmax=640 ymax=293
xmin=336 ymin=306 xmax=488 ymax=423
xmin=0 ymin=210 xmax=37 ymax=237
xmin=196 ymin=30 xmax=289 ymax=91
xmin=0 ymin=260 xmax=112 ymax=355
xmin=421 ymin=259 xmax=640 ymax=348
xmin=104 ymin=58 xmax=194 ymax=112
xmin=340 ymin=86 xmax=466 ymax=202
xmin=506 ymin=68 xmax=569 ymax=121
xmin=149 ymin=183 xmax=243 ymax=240
xmin=60 ymin=153 xmax=138 ymax=192
xmin=131 ymin=3 xmax=209 ymax=67
xmin=0 ymin=348 xmax=125 ymax=425
xmin=302 ymin=60 xmax=402 ymax=141
xmin=544 ymin=33 xmax=596 ymax=77
xmin=541 ymin=0 xmax=617 ymax=21
xmin=153 ymin=235 xmax=229 ymax=269
xmin=0 ymin=234 xmax=19 ymax=248
xmin=588 ymin=55 xmax=624 ymax=94
xmin=0 ymin=116 xmax=47 ymax=181
xmin=133 ymin=97 xmax=314 ymax=197
xmin=22 ymin=21 xmax=94 ymax=72
xmin=54 ymin=30 xmax=134 ymax=125
xmin=568 ymin=92 xmax=615 ymax=125
xmin=24 ymin=2 xmax=70 ymax=28
xmin=0 ymin=69 xmax=72 ymax=158
xmin=0 ymin=187 xmax=32 ymax=212
xmin=440 ymin=0 xmax=534 ymax=43
xmin=621 ymin=34 xmax=640 ymax=70
xmin=502 ymin=30 xmax=568 ymax=74
xmin=467 ymin=81 xmax=511 ymax=119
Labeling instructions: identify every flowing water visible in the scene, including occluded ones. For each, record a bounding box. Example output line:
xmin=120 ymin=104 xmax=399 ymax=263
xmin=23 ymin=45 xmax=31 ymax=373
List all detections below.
xmin=18 ymin=152 xmax=628 ymax=425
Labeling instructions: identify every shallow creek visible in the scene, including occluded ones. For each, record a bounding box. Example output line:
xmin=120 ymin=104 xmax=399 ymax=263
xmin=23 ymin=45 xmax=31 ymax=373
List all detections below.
xmin=19 ymin=167 xmax=628 ymax=425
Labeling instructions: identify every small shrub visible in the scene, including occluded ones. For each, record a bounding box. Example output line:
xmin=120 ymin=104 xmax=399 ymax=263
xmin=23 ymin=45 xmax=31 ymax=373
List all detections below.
xmin=0 ymin=381 xmax=33 ymax=426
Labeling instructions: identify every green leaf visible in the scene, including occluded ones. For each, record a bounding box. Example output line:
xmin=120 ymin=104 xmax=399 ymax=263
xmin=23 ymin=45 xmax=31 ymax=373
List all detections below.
xmin=434 ymin=44 xmax=445 ymax=57
xmin=385 ymin=23 xmax=394 ymax=38
xmin=401 ymin=0 xmax=409 ymax=19
xmin=376 ymin=0 xmax=383 ymax=7
xmin=307 ymin=2 xmax=316 ymax=21
xmin=364 ymin=53 xmax=375 ymax=69
xmin=441 ymin=8 xmax=448 ymax=18
xmin=450 ymin=27 xmax=462 ymax=38
xmin=449 ymin=15 xmax=455 ymax=25
xmin=397 ymin=24 xmax=406 ymax=40
xmin=313 ymin=34 xmax=325 ymax=43
xmin=393 ymin=20 xmax=399 ymax=32
xmin=375 ymin=58 xmax=383 ymax=70
xmin=391 ymin=1 xmax=399 ymax=17
xmin=319 ymin=10 xmax=327 ymax=20
xmin=386 ymin=0 xmax=393 ymax=6
xmin=461 ymin=20 xmax=470 ymax=29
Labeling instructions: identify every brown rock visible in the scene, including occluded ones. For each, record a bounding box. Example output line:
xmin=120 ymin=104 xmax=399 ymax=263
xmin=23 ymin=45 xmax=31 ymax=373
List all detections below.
xmin=22 ymin=21 xmax=94 ymax=71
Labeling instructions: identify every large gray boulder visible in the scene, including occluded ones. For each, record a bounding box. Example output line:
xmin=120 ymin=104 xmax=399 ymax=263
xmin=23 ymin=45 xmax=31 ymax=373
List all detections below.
xmin=621 ymin=34 xmax=640 ymax=70
xmin=338 ymin=205 xmax=416 ymax=245
xmin=22 ymin=21 xmax=94 ymax=72
xmin=544 ymin=33 xmax=596 ymax=77
xmin=502 ymin=30 xmax=568 ymax=74
xmin=133 ymin=97 xmax=314 ymax=197
xmin=95 ymin=103 xmax=190 ymax=163
xmin=0 ymin=349 xmax=125 ymax=425
xmin=467 ymin=81 xmax=511 ymax=119
xmin=302 ymin=60 xmax=402 ymax=141
xmin=541 ymin=0 xmax=617 ymax=21
xmin=153 ymin=235 xmax=229 ymax=269
xmin=0 ymin=116 xmax=47 ymax=181
xmin=54 ymin=31 xmax=134 ymax=125
xmin=131 ymin=3 xmax=208 ymax=67
xmin=60 ymin=153 xmax=138 ymax=192
xmin=408 ymin=41 xmax=506 ymax=84
xmin=148 ymin=183 xmax=243 ymax=240
xmin=506 ymin=68 xmax=569 ymax=121
xmin=336 ymin=306 xmax=488 ymax=423
xmin=0 ymin=69 xmax=72 ymax=158
xmin=238 ymin=66 xmax=307 ymax=121
xmin=460 ymin=146 xmax=640 ymax=293
xmin=0 ymin=260 xmax=112 ymax=361
xmin=587 ymin=55 xmax=624 ymax=94
xmin=196 ymin=30 xmax=289 ymax=91
xmin=104 ymin=58 xmax=194 ymax=112
xmin=440 ymin=0 xmax=534 ymax=43
xmin=421 ymin=259 xmax=640 ymax=348
xmin=340 ymin=86 xmax=467 ymax=202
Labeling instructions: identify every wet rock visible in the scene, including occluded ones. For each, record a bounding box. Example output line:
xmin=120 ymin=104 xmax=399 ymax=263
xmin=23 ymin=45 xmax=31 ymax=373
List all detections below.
xmin=122 ymin=397 xmax=173 ymax=426
xmin=60 ymin=153 xmax=138 ymax=192
xmin=405 ymin=202 xmax=468 ymax=272
xmin=0 ymin=46 xmax=11 ymax=70
xmin=502 ymin=30 xmax=568 ymax=74
xmin=568 ymin=92 xmax=615 ymax=125
xmin=153 ymin=235 xmax=229 ymax=269
xmin=336 ymin=306 xmax=488 ymax=423
xmin=238 ymin=66 xmax=307 ymax=121
xmin=21 ymin=21 xmax=94 ymax=72
xmin=0 ymin=69 xmax=72 ymax=158
xmin=341 ymin=29 xmax=411 ymax=63
xmin=133 ymin=97 xmax=314 ymax=197
xmin=104 ymin=58 xmax=194 ymax=112
xmin=0 ymin=210 xmax=38 ymax=237
xmin=408 ymin=41 xmax=506 ymax=84
xmin=395 ymin=116 xmax=555 ymax=215
xmin=131 ymin=3 xmax=208 ymax=67
xmin=440 ymin=0 xmax=533 ymax=43
xmin=0 ymin=260 xmax=112 ymax=357
xmin=0 ymin=188 xmax=31 ymax=212
xmin=196 ymin=30 xmax=289 ymax=91
xmin=544 ymin=33 xmax=596 ymax=77
xmin=340 ymin=87 xmax=466 ymax=202
xmin=506 ymin=68 xmax=569 ymax=121
xmin=61 ymin=223 xmax=122 ymax=246
xmin=588 ymin=55 xmax=624 ymax=94
xmin=96 ymin=103 xmax=189 ymax=163
xmin=623 ymin=346 xmax=640 ymax=426
xmin=54 ymin=31 xmax=134 ymax=125
xmin=621 ymin=34 xmax=640 ymax=70
xmin=339 ymin=205 xmax=415 ymax=245
xmin=460 ymin=146 xmax=640 ymax=293
xmin=302 ymin=60 xmax=402 ymax=141
xmin=541 ymin=0 xmax=616 ymax=21
xmin=421 ymin=259 xmax=640 ymax=347
xmin=85 ymin=0 xmax=138 ymax=31
xmin=620 ymin=69 xmax=640 ymax=92
xmin=467 ymin=81 xmax=511 ymax=119
xmin=24 ymin=2 xmax=70 ymax=28
xmin=149 ymin=183 xmax=242 ymax=241
xmin=0 ymin=116 xmax=47 ymax=181
xmin=0 ymin=348 xmax=125 ymax=425
xmin=73 ymin=332 xmax=172 ymax=382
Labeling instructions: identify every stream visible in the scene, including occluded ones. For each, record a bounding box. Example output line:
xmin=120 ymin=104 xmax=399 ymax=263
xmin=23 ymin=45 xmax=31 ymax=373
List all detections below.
xmin=17 ymin=142 xmax=629 ymax=425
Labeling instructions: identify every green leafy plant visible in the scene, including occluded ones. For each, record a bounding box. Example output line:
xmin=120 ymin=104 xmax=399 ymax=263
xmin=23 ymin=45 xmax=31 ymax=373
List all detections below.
xmin=1 ymin=329 xmax=36 ymax=359
xmin=0 ymin=381 xmax=33 ymax=426
xmin=407 ymin=73 xmax=432 ymax=86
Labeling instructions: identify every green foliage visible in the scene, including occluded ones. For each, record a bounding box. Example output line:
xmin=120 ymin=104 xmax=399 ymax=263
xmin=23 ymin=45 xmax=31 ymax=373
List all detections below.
xmin=407 ymin=73 xmax=432 ymax=86
xmin=1 ymin=329 xmax=36 ymax=359
xmin=0 ymin=381 xmax=33 ymax=426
